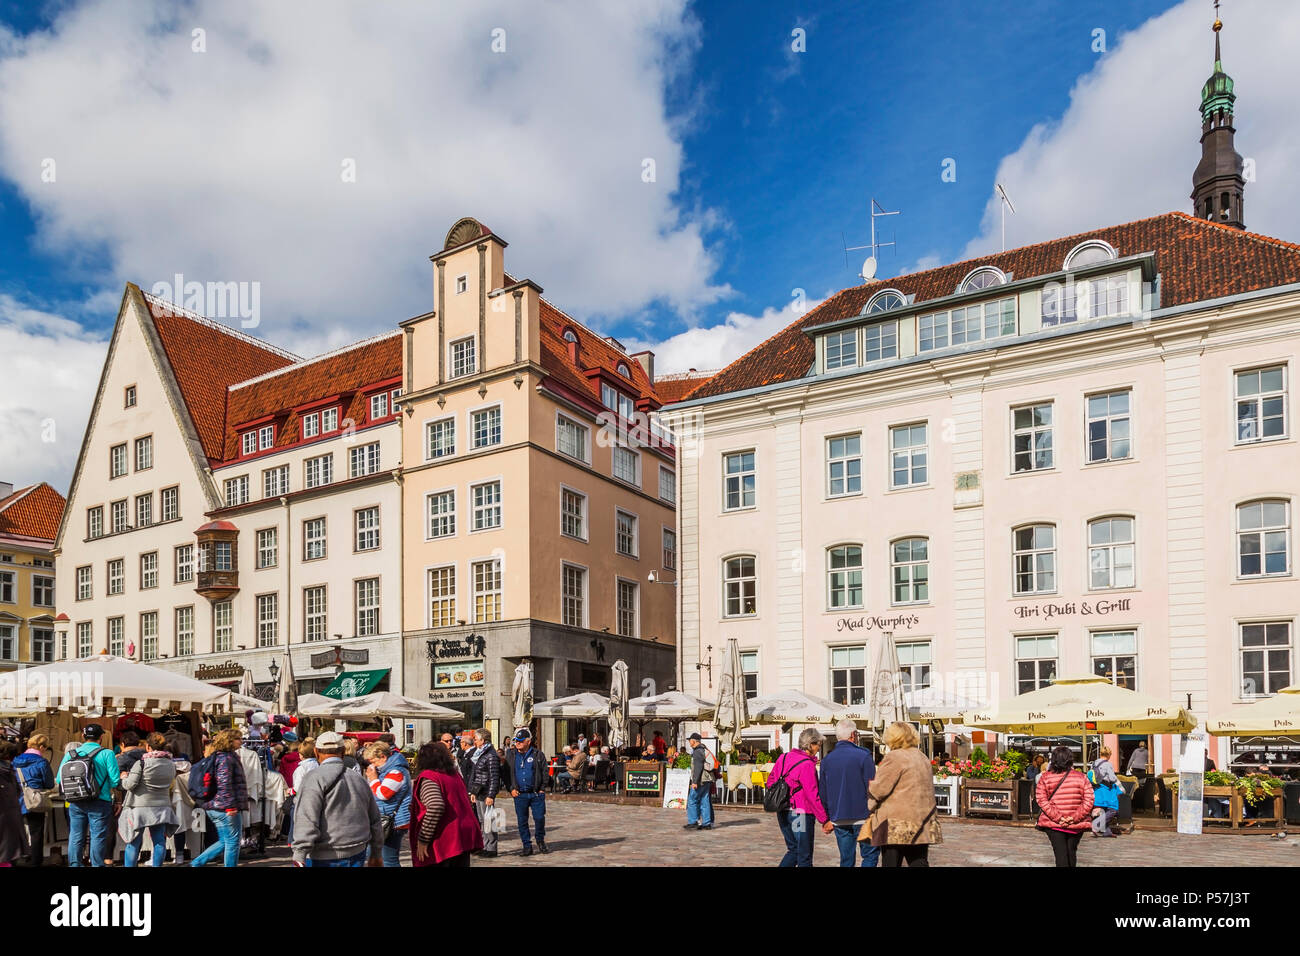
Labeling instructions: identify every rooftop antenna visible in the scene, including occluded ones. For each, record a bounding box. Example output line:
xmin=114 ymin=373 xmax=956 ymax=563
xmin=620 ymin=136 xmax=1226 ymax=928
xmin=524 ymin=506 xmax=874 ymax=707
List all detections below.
xmin=995 ymin=183 xmax=1016 ymax=253
xmin=843 ymin=197 xmax=900 ymax=282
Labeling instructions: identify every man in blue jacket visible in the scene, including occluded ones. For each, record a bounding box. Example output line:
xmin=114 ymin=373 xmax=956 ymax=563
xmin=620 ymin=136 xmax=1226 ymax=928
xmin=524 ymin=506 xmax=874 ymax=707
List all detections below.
xmin=505 ymin=728 xmax=548 ymax=857
xmin=56 ymin=724 xmax=122 ymax=868
xmin=819 ymin=719 xmax=879 ymax=867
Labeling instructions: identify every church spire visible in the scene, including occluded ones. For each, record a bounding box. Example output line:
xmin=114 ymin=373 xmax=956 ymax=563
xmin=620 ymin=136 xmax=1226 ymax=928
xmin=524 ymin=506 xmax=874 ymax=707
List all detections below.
xmin=1192 ymin=0 xmax=1245 ymax=229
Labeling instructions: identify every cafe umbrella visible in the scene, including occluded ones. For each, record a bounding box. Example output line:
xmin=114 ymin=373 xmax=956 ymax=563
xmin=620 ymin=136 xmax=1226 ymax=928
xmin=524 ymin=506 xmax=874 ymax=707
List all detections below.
xmin=713 ymin=638 xmax=749 ymax=755
xmin=866 ymin=629 xmax=909 ymax=741
xmin=627 ymin=691 xmax=716 ymax=749
xmin=746 ymin=689 xmax=866 ymax=725
xmin=608 ymin=660 xmax=630 ymax=749
xmin=1206 ymin=685 xmax=1300 ymax=736
xmin=277 ymin=651 xmax=297 ymax=716
xmin=511 ymin=660 xmax=535 ymax=730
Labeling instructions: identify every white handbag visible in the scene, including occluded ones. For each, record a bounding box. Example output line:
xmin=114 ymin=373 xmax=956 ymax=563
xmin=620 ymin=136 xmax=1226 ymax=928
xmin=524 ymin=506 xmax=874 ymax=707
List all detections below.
xmin=484 ymin=806 xmax=506 ymax=834
xmin=16 ymin=763 xmax=54 ymax=813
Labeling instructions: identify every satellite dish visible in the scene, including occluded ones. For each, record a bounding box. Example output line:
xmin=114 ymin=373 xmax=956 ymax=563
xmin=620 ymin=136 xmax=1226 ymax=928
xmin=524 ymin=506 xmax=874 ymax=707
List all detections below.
xmin=861 ymin=256 xmax=878 ymax=281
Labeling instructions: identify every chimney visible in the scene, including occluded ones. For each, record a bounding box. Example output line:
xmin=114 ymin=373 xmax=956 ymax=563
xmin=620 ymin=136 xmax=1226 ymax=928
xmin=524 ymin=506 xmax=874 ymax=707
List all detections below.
xmin=0 ymin=481 xmax=12 ymax=499
xmin=567 ymin=338 xmax=579 ymax=366
xmin=631 ymin=350 xmax=655 ymax=383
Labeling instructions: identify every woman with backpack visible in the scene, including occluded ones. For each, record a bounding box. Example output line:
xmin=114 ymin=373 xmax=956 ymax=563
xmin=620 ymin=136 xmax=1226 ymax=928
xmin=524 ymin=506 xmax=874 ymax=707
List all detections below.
xmin=13 ymin=733 xmax=54 ymax=866
xmin=120 ymin=732 xmax=179 ymax=867
xmin=766 ymin=728 xmax=827 ymax=867
xmin=1035 ymin=745 xmax=1095 ymax=867
xmin=862 ymin=722 xmax=943 ymax=867
xmin=190 ymin=729 xmax=249 ymax=868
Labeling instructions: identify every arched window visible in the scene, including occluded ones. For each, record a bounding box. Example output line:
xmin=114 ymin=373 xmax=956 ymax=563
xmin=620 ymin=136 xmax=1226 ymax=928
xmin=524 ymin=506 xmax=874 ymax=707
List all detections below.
xmin=863 ymin=289 xmax=905 ymax=315
xmin=891 ymin=538 xmax=929 ymax=605
xmin=1013 ymin=524 xmax=1056 ymax=595
xmin=562 ymin=328 xmax=578 ymax=344
xmin=959 ymin=266 xmax=1006 ymax=293
xmin=723 ymin=555 xmax=757 ymax=617
xmin=826 ymin=545 xmax=863 ymax=610
xmin=1237 ymin=500 xmax=1290 ymax=578
xmin=617 ymin=362 xmax=631 ymax=378
xmin=1088 ymin=516 xmax=1135 ymax=590
xmin=1063 ymin=239 xmax=1118 ymax=271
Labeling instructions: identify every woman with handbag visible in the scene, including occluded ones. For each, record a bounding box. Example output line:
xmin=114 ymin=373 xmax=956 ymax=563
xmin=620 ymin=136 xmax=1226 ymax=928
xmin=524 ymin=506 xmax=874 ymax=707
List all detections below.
xmin=766 ymin=728 xmax=827 ymax=867
xmin=1034 ymin=745 xmax=1094 ymax=867
xmin=409 ymin=741 xmax=482 ymax=868
xmin=861 ymin=722 xmax=942 ymax=867
xmin=13 ymin=733 xmax=55 ymax=866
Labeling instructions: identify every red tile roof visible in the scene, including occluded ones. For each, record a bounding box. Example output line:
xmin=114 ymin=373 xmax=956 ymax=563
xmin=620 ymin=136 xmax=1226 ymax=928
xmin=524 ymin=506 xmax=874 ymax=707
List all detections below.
xmin=652 ymin=370 xmax=717 ymax=403
xmin=0 ymin=483 xmax=65 ymax=542
xmin=538 ymin=300 xmax=666 ymax=408
xmin=687 ymin=212 xmax=1300 ymax=401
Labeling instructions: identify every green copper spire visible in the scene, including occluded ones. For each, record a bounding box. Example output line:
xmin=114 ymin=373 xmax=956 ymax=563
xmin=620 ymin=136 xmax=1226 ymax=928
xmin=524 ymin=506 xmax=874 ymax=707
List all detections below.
xmin=1200 ymin=8 xmax=1235 ymax=122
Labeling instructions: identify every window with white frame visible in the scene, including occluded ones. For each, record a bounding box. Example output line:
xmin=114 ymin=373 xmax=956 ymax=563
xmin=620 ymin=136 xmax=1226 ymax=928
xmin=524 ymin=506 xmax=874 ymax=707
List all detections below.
xmin=1041 ymin=274 xmax=1129 ymax=325
xmin=140 ymin=552 xmax=158 ymax=589
xmin=225 ymin=476 xmax=249 ymax=507
xmin=76 ymin=621 xmax=92 ymax=658
xmin=356 ymin=578 xmax=380 ymax=636
xmin=302 ymin=412 xmax=320 ymax=438
xmin=304 ymin=454 xmax=333 ymax=489
xmin=135 ymin=494 xmax=152 ymax=528
xmin=110 ymin=499 xmax=128 ymax=533
xmin=615 ymin=510 xmax=638 ymax=557
xmin=349 ymin=442 xmax=380 ymax=478
xmin=214 ymin=601 xmax=233 ymax=653
xmin=662 ymin=528 xmax=677 ymax=571
xmin=830 ymin=646 xmax=867 ymax=706
xmin=451 ymin=337 xmax=476 ymax=378
xmin=556 ymin=415 xmax=587 ymax=462
xmin=1088 ymin=517 xmax=1135 ymax=589
xmin=322 ymin=407 xmax=339 ymax=432
xmin=108 ymin=559 xmax=124 ymax=595
xmin=824 ymin=329 xmax=858 ymax=371
xmin=655 ymin=469 xmax=675 ymax=509
xmin=76 ymin=565 xmax=92 ymax=601
xmin=1240 ymin=621 xmax=1292 ymax=697
xmin=473 ymin=559 xmax=502 ymax=623
xmin=740 ymin=651 xmax=759 ymax=699
xmin=863 ymin=321 xmax=898 ymax=362
xmin=723 ymin=556 xmax=757 ymax=617
xmin=108 ymin=617 xmax=124 ymax=656
xmin=617 ymin=579 xmax=638 ymax=638
xmin=124 ymin=385 xmax=137 ymax=408
xmin=601 ymin=383 xmax=636 ymax=421
xmin=612 ymin=445 xmax=639 ymax=486
xmin=1012 ymin=402 xmax=1054 ymax=472
xmin=562 ymin=564 xmax=586 ymax=628
xmin=428 ymin=567 xmax=456 ymax=628
xmin=1090 ymin=630 xmax=1137 ymax=689
xmin=886 ymin=423 xmax=927 ymax=489
xmin=304 ymin=517 xmax=327 ymax=560
xmin=919 ymin=298 xmax=1016 ymax=353
xmin=825 ymin=434 xmax=862 ymax=498
xmin=370 ymin=392 xmax=389 ymax=421
xmin=141 ymin=611 xmax=158 ymax=661
xmin=455 ymin=274 xmax=468 ymax=294
xmin=0 ymin=570 xmax=10 ymax=604
xmin=471 ymin=407 xmax=502 ymax=448
xmin=1016 ymin=634 xmax=1058 ymax=693
xmin=891 ymin=538 xmax=929 ymax=605
xmin=355 ymin=507 xmax=380 ymax=551
xmin=31 ymin=627 xmax=53 ymax=663
xmin=32 ymin=574 xmax=54 ymax=607
xmin=242 ymin=432 xmax=257 ymax=456
xmin=898 ymin=641 xmax=933 ymax=692
xmin=110 ymin=443 xmax=127 ymax=478
xmin=259 ymin=425 xmax=274 ymax=450
xmin=1237 ymin=500 xmax=1290 ymax=577
xmin=135 ymin=436 xmax=153 ymax=471
xmin=427 ymin=418 xmax=455 ymax=460
xmin=723 ymin=451 xmax=756 ymax=510
xmin=257 ymin=593 xmax=278 ymax=648
xmin=1235 ymin=365 xmax=1287 ymax=443
xmin=175 ymin=606 xmax=194 ymax=657
xmin=263 ymin=465 xmax=289 ymax=498
xmin=175 ymin=544 xmax=194 ymax=583
xmin=161 ymin=487 xmax=179 ymax=522
xmin=304 ymin=586 xmax=327 ymax=642
xmin=256 ymin=528 xmax=278 ymax=569
xmin=1086 ymin=390 xmax=1131 ymax=463
xmin=827 ymin=545 xmax=864 ymax=610
xmin=428 ymin=491 xmax=456 ymax=539
xmin=1013 ymin=525 xmax=1056 ymax=594
xmin=88 ymin=506 xmax=103 ymax=539
xmin=472 ymin=482 xmax=502 ymax=531
xmin=560 ymin=489 xmax=585 ymax=540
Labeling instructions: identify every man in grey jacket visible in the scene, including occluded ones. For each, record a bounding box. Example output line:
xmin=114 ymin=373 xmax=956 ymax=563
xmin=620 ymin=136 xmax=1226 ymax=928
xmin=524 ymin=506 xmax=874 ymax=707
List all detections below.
xmin=291 ymin=732 xmax=384 ymax=867
xmin=685 ymin=733 xmax=715 ymax=831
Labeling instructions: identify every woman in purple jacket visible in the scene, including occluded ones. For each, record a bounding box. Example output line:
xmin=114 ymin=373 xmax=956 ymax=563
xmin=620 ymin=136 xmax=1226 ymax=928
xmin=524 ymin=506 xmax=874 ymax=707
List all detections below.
xmin=768 ymin=728 xmax=828 ymax=867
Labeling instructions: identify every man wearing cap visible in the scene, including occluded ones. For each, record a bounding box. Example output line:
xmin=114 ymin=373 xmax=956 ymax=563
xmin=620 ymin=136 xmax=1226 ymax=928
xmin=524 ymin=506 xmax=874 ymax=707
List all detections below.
xmin=56 ymin=724 xmax=121 ymax=867
xmin=504 ymin=728 xmax=549 ymax=856
xmin=686 ymin=733 xmax=715 ymax=831
xmin=291 ymin=731 xmax=385 ymax=867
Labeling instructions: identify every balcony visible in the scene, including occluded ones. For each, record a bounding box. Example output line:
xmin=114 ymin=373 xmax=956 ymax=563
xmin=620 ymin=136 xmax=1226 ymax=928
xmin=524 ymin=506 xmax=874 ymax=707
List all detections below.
xmin=194 ymin=520 xmax=239 ymax=601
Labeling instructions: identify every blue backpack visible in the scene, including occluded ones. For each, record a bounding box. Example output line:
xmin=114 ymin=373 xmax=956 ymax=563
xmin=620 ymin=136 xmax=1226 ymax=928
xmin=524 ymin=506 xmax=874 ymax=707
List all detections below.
xmin=187 ymin=753 xmax=219 ymax=802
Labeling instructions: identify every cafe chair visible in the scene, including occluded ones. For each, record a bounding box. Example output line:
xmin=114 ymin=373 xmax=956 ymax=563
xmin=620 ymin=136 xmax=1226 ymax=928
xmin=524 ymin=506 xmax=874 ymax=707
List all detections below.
xmin=593 ymin=761 xmax=613 ymax=792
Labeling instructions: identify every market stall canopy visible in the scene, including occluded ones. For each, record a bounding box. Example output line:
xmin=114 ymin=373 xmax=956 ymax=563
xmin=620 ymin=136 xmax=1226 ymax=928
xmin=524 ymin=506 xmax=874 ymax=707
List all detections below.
xmin=628 ymin=691 xmax=716 ymax=720
xmin=296 ymin=691 xmax=462 ymax=720
xmin=320 ymin=669 xmax=390 ymax=700
xmin=1206 ymin=685 xmax=1300 ymax=736
xmin=905 ymin=688 xmax=984 ymax=723
xmin=531 ymin=692 xmax=610 ymax=718
xmin=746 ymin=689 xmax=866 ymax=725
xmin=966 ymin=674 xmax=1197 ymax=735
xmin=0 ymin=654 xmax=234 ymax=715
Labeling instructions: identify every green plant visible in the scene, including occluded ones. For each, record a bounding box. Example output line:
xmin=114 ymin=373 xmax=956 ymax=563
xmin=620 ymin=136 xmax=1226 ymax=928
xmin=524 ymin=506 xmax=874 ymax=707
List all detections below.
xmin=1237 ymin=774 xmax=1284 ymax=807
xmin=969 ymin=746 xmax=990 ymax=766
xmin=1001 ymin=749 xmax=1030 ymax=778
xmin=754 ymin=750 xmax=773 ymax=764
xmin=1205 ymin=770 xmax=1237 ymax=787
xmin=673 ymin=753 xmax=692 ymax=770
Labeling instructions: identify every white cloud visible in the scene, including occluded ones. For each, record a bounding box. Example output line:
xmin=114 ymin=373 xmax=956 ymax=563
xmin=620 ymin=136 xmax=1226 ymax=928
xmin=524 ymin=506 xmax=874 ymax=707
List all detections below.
xmin=962 ymin=0 xmax=1300 ymax=257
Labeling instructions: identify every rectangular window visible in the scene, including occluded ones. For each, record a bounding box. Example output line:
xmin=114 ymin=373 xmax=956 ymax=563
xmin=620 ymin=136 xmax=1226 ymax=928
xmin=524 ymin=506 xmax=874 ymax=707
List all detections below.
xmin=0 ymin=624 xmax=16 ymax=660
xmin=256 ymin=593 xmax=278 ymax=648
xmin=827 ymin=546 xmax=863 ymax=610
xmin=1240 ymin=621 xmax=1292 ymax=697
xmin=920 ymin=298 xmax=1016 ymax=352
xmin=863 ymin=321 xmax=898 ymax=362
xmin=601 ymin=383 xmax=635 ymax=421
xmin=1016 ymin=635 xmax=1058 ymax=694
xmin=31 ymin=627 xmax=53 ymax=663
xmin=175 ymin=544 xmax=194 ymax=583
xmin=562 ymin=565 xmax=586 ymax=628
xmin=161 ymin=486 xmax=179 ymax=522
xmin=124 ymin=385 xmax=137 ymax=408
xmin=257 ymin=528 xmax=278 ymax=569
xmin=242 ymin=432 xmax=257 ymax=456
xmin=428 ymin=567 xmax=456 ymax=628
xmin=302 ymin=412 xmax=320 ymax=439
xmin=1012 ymin=402 xmax=1054 ymax=472
xmin=740 ymin=651 xmax=759 ymax=699
xmin=263 ymin=465 xmax=289 ymax=498
xmin=214 ymin=601 xmax=233 ymax=653
xmin=455 ymin=275 xmax=468 ymax=295
xmin=135 ymin=436 xmax=153 ymax=471
xmin=891 ymin=538 xmax=929 ymax=605
xmin=824 ymin=330 xmax=858 ymax=371
xmin=88 ymin=506 xmax=103 ymax=539
xmin=557 ymin=415 xmax=588 ymax=461
xmin=1237 ymin=500 xmax=1290 ymax=578
xmin=304 ymin=454 xmax=333 ymax=489
xmin=304 ymin=517 xmax=327 ymax=560
xmin=1086 ymin=390 xmax=1132 ymax=463
xmin=473 ymin=559 xmax=502 ymax=623
xmin=428 ymin=491 xmax=456 ymax=539
xmin=304 ymin=586 xmax=327 ymax=642
xmin=1088 ymin=517 xmax=1135 ymax=589
xmin=659 ymin=466 xmax=676 ymax=503
xmin=110 ymin=500 xmax=128 ymax=533
xmin=617 ymin=579 xmax=638 ymax=638
xmin=108 ymin=617 xmax=124 ymax=656
xmin=141 ymin=611 xmax=158 ymax=661
xmin=1091 ymin=630 xmax=1137 ymax=689
xmin=76 ymin=622 xmax=92 ymax=658
xmin=1235 ymin=365 xmax=1287 ymax=443
xmin=451 ymin=337 xmax=476 ymax=378
xmin=561 ymin=489 xmax=586 ymax=540
xmin=1042 ymin=274 xmax=1129 ymax=325
xmin=214 ymin=541 xmax=233 ymax=572
xmin=175 ymin=606 xmax=194 ymax=657
xmin=355 ymin=507 xmax=380 ymax=551
xmin=225 ymin=476 xmax=249 ymax=507
xmin=471 ymin=406 xmax=502 ymax=449
xmin=322 ymin=407 xmax=338 ymax=432
xmin=349 ymin=442 xmax=380 ymax=478
xmin=830 ymin=646 xmax=867 ymax=706
xmin=898 ymin=641 xmax=933 ymax=692
xmin=1014 ymin=525 xmax=1056 ymax=595
xmin=826 ymin=434 xmax=862 ymax=497
xmin=615 ymin=510 xmax=638 ymax=557
xmin=472 ymin=482 xmax=502 ymax=531
xmin=356 ymin=578 xmax=380 ymax=636
xmin=259 ymin=425 xmax=274 ymax=450
xmin=110 ymin=443 xmax=127 ymax=478
xmin=918 ymin=312 xmax=948 ymax=352
xmin=0 ymin=570 xmax=10 ymax=604
xmin=427 ymin=417 xmax=456 ymax=460
xmin=612 ymin=446 xmax=639 ymax=486
xmin=724 ymin=556 xmax=758 ymax=617
xmin=140 ymin=552 xmax=158 ymax=590
xmin=724 ymin=451 xmax=756 ymax=510
xmin=662 ymin=528 xmax=677 ymax=571
xmin=890 ymin=423 xmax=929 ymax=488
xmin=135 ymin=493 xmax=153 ymax=528
xmin=76 ymin=566 xmax=92 ymax=601
xmin=370 ymin=392 xmax=389 ymax=421
xmin=108 ymin=559 xmax=124 ymax=595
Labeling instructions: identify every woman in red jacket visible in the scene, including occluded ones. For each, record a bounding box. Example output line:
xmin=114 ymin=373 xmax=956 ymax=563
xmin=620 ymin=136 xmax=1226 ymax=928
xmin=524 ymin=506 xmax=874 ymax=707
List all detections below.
xmin=1035 ymin=745 xmax=1094 ymax=867
xmin=410 ymin=741 xmax=483 ymax=867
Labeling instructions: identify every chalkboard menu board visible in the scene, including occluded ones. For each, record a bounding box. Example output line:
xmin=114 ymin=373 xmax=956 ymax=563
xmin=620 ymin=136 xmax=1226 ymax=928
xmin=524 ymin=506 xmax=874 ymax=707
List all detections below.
xmin=964 ymin=786 xmax=1014 ymax=817
xmin=626 ymin=769 xmax=663 ymax=793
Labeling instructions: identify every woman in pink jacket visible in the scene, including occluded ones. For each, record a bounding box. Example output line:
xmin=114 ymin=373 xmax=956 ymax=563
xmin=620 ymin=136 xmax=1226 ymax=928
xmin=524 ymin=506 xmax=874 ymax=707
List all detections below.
xmin=768 ymin=728 xmax=827 ymax=867
xmin=1034 ymin=745 xmax=1094 ymax=867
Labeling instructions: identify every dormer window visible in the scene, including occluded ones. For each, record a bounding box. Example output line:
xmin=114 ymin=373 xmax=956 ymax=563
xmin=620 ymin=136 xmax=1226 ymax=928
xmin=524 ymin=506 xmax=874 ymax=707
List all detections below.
xmin=959 ymin=266 xmax=1006 ymax=293
xmin=302 ymin=412 xmax=320 ymax=439
xmin=617 ymin=362 xmax=631 ymax=379
xmin=1063 ymin=239 xmax=1118 ymax=271
xmin=241 ymin=432 xmax=257 ymax=456
xmin=259 ymin=425 xmax=275 ymax=450
xmin=370 ymin=392 xmax=389 ymax=421
xmin=601 ymin=382 xmax=635 ymax=421
xmin=563 ymin=329 xmax=578 ymax=344
xmin=863 ymin=290 xmax=905 ymax=315
xmin=322 ymin=407 xmax=339 ymax=432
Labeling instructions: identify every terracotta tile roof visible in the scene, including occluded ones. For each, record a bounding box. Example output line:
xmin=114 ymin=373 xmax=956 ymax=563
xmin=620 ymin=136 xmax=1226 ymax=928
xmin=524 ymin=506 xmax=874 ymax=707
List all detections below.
xmin=652 ymin=369 xmax=718 ymax=403
xmin=0 ymin=482 xmax=65 ymax=542
xmin=222 ymin=332 xmax=402 ymax=460
xmin=687 ymin=212 xmax=1300 ymax=401
xmin=538 ymin=300 xmax=664 ymax=408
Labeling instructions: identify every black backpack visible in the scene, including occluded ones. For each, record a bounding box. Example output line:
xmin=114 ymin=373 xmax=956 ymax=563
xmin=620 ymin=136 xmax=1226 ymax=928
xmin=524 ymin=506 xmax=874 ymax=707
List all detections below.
xmin=59 ymin=746 xmax=103 ymax=802
xmin=763 ymin=753 xmax=812 ymax=813
xmin=187 ymin=752 xmax=219 ymax=802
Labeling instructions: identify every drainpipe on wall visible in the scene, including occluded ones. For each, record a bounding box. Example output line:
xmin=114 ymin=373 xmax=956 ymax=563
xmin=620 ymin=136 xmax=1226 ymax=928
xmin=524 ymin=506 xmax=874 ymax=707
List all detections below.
xmin=394 ymin=465 xmax=405 ymax=705
xmin=281 ymin=494 xmax=291 ymax=701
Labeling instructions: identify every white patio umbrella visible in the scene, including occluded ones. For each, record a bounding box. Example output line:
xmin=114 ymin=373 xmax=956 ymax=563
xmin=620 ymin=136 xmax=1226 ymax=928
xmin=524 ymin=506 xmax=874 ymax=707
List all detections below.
xmin=0 ymin=654 xmax=234 ymax=714
xmin=277 ymin=652 xmax=297 ymax=715
xmin=904 ymin=687 xmax=984 ymax=724
xmin=511 ymin=660 xmax=535 ymax=729
xmin=608 ymin=660 xmax=629 ymax=749
xmin=867 ymin=630 xmax=909 ymax=735
xmin=628 ymin=692 xmax=716 ymax=720
xmin=1206 ymin=685 xmax=1300 ymax=736
xmin=713 ymin=638 xmax=749 ymax=754
xmin=531 ymin=692 xmax=610 ymax=717
xmin=296 ymin=691 xmax=463 ymax=720
xmin=239 ymin=667 xmax=258 ymax=703
xmin=747 ymin=689 xmax=864 ymax=725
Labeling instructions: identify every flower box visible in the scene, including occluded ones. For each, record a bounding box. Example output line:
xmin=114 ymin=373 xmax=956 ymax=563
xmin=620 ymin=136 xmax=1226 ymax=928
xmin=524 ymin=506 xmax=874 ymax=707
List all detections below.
xmin=962 ymin=777 xmax=1015 ymax=818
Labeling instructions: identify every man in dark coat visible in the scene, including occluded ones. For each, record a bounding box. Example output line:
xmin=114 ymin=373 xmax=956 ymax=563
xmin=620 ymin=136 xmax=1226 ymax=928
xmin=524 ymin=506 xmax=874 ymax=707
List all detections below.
xmin=468 ymin=729 xmax=501 ymax=857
